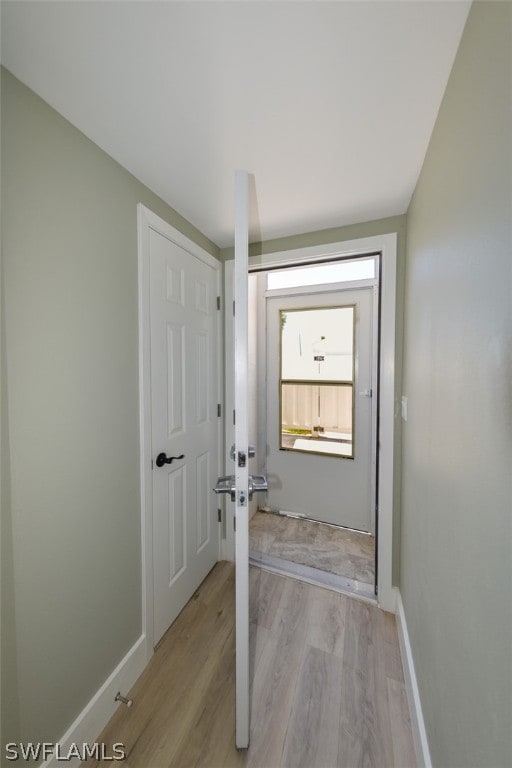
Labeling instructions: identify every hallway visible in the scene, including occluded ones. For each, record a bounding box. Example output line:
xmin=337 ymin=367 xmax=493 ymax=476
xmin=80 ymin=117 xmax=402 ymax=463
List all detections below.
xmin=2 ymin=4 xmax=509 ymax=764
xmin=90 ymin=562 xmax=416 ymax=767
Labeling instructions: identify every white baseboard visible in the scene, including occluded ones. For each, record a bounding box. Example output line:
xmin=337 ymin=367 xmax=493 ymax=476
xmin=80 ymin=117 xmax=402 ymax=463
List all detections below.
xmin=395 ymin=591 xmax=432 ymax=768
xmin=41 ymin=635 xmax=150 ymax=768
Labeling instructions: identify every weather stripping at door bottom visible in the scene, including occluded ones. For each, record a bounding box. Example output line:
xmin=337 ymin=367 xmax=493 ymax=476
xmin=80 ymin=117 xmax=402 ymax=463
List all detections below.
xmin=213 ymin=474 xmax=268 ymax=501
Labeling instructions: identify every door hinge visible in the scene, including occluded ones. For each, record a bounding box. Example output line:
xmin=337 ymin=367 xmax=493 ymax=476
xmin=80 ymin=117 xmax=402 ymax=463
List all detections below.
xmin=216 ymin=296 xmax=221 ymax=310
xmin=233 ymin=515 xmax=236 ymax=532
xmin=151 ymin=459 xmax=154 ymax=470
xmin=217 ymin=403 xmax=222 ymax=417
xmin=233 ymin=300 xmax=235 ymax=316
xmin=233 ymin=410 xmax=236 ymax=425
xmin=217 ymin=508 xmax=222 ymax=523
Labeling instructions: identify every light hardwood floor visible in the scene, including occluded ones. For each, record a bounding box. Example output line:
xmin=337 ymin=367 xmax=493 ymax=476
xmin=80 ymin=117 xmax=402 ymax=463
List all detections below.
xmin=88 ymin=562 xmax=416 ymax=768
xmin=250 ymin=510 xmax=375 ymax=585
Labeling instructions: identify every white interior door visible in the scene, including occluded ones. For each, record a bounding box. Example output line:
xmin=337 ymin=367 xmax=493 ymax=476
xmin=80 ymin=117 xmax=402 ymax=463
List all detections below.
xmin=266 ymin=287 xmax=375 ymax=532
xmin=214 ymin=173 xmax=266 ymax=748
xmin=234 ymin=170 xmax=250 ymax=749
xmin=149 ymin=225 xmax=220 ymax=646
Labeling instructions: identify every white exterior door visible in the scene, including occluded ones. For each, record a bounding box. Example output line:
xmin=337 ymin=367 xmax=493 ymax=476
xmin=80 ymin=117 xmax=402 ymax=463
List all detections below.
xmin=149 ymin=223 xmax=220 ymax=646
xmin=266 ymin=287 xmax=375 ymax=532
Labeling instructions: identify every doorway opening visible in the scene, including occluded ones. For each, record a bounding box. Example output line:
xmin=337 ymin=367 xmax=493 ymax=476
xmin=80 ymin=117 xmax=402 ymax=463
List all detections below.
xmin=248 ymin=253 xmax=380 ymax=601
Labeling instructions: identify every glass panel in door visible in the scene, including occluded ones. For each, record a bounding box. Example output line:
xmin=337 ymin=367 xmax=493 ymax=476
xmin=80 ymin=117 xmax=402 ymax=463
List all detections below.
xmin=280 ymin=306 xmax=355 ymax=458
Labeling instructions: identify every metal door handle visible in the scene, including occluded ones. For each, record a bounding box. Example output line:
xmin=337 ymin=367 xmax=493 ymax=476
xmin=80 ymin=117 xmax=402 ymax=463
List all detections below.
xmin=213 ymin=473 xmax=267 ymax=502
xmin=248 ymin=474 xmax=268 ymax=500
xmin=155 ymin=452 xmax=185 ymax=468
xmin=213 ymin=475 xmax=236 ymax=501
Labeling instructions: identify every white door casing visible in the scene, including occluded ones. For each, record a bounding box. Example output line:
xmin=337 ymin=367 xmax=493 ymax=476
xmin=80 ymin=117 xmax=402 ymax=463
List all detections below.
xmin=138 ymin=204 xmax=222 ymax=653
xmin=224 ymin=233 xmax=397 ymax=612
xmin=266 ymin=287 xmax=375 ymax=532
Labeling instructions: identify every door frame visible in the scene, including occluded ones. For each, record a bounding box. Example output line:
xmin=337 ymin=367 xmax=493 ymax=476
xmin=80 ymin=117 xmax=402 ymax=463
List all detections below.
xmin=137 ymin=204 xmax=223 ymax=658
xmin=225 ymin=233 xmax=397 ymax=612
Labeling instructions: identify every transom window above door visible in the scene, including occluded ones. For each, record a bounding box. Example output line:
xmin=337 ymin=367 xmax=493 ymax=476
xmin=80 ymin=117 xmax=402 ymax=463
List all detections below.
xmin=268 ymin=256 xmax=376 ymax=291
xmin=279 ymin=305 xmax=355 ymax=459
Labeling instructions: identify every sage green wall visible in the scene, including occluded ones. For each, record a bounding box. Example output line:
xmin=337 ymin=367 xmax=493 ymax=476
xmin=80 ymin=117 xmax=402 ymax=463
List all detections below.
xmin=401 ymin=4 xmax=511 ymax=767
xmin=1 ymin=285 xmax=21 ymax=752
xmin=222 ymin=214 xmax=407 ymax=585
xmin=1 ymin=147 xmax=22 ymax=752
xmin=0 ymin=67 xmax=218 ymax=748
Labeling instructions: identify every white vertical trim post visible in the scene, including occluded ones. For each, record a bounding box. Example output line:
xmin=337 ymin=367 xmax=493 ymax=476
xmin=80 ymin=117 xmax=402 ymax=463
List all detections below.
xmin=234 ymin=171 xmax=250 ymax=748
xmin=137 ymin=203 xmax=154 ymax=661
xmin=376 ymin=234 xmax=397 ymax=612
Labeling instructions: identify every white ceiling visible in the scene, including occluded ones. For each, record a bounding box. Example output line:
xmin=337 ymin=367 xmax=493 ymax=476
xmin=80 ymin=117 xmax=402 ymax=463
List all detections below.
xmin=1 ymin=1 xmax=470 ymax=248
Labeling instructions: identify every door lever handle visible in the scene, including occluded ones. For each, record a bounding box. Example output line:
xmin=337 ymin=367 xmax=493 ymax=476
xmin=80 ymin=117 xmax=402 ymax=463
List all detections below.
xmin=213 ymin=473 xmax=268 ymax=502
xmin=155 ymin=452 xmax=185 ymax=468
xmin=248 ymin=474 xmax=268 ymax=500
xmin=213 ymin=475 xmax=236 ymax=501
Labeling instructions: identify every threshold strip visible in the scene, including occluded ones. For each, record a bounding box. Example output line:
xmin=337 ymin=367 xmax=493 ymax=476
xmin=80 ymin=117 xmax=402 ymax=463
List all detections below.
xmin=249 ymin=551 xmax=376 ymax=604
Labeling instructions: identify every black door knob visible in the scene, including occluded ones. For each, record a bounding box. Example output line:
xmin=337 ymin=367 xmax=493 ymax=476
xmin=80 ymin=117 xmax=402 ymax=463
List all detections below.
xmin=155 ymin=452 xmax=185 ymax=468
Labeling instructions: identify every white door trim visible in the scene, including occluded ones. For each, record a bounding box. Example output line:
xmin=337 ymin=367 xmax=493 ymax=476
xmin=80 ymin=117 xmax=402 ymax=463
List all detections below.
xmin=232 ymin=233 xmax=397 ymax=612
xmin=137 ymin=203 xmax=223 ymax=658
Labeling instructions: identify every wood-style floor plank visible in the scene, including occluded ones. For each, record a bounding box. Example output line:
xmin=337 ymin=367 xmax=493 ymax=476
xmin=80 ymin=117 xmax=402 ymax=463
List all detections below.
xmin=387 ymin=678 xmax=418 ymax=768
xmin=249 ymin=564 xmax=286 ymax=630
xmin=306 ymin=586 xmax=347 ymax=659
xmin=247 ymin=579 xmax=312 ymax=767
xmin=87 ymin=562 xmax=417 ymax=768
xmin=281 ymin=645 xmax=343 ymax=768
